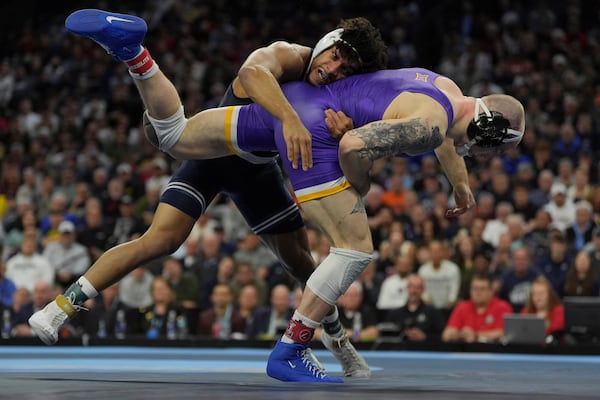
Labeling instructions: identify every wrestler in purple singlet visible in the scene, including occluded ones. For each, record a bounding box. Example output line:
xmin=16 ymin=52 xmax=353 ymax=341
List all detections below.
xmin=230 ymin=68 xmax=454 ymax=202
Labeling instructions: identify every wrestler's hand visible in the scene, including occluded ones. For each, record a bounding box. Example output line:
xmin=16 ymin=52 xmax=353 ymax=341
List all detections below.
xmin=446 ymin=182 xmax=476 ymax=217
xmin=324 ymin=109 xmax=354 ymax=141
xmin=282 ymin=117 xmax=313 ymax=170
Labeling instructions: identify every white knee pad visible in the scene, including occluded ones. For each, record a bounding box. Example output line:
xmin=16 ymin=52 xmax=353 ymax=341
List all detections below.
xmin=144 ymin=105 xmax=187 ymax=152
xmin=306 ymin=247 xmax=374 ymax=305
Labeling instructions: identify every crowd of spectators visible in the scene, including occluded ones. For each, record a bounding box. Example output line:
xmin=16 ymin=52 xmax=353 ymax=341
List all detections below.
xmin=1 ymin=1 xmax=600 ymax=345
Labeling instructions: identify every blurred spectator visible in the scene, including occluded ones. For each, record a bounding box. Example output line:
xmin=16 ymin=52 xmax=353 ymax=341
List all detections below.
xmin=482 ymin=201 xmax=513 ymax=248
xmin=442 ymin=274 xmax=512 ymax=343
xmin=107 ymin=195 xmax=145 ymax=247
xmin=115 ymin=162 xmax=145 ymax=200
xmin=489 ymin=173 xmax=513 ymax=205
xmin=197 ymin=283 xmax=246 ymax=339
xmin=530 ymin=141 xmax=555 ymax=176
xmin=332 ymin=281 xmax=378 ymax=343
xmin=233 ymin=232 xmax=279 ymax=280
xmin=454 ymin=234 xmax=497 ymax=299
xmin=543 ymin=182 xmax=576 ymax=232
xmin=42 ymin=220 xmax=91 ymax=288
xmin=68 ymin=181 xmax=92 ymax=222
xmin=127 ymin=276 xmax=186 ymax=339
xmin=586 ymin=227 xmax=600 ymax=276
xmin=237 ymin=284 xmax=261 ymax=328
xmin=3 ymin=209 xmax=42 ymax=260
xmin=357 ymin=258 xmax=383 ymax=309
xmin=381 ymin=173 xmax=406 ymax=215
xmin=511 ymin=183 xmax=537 ymax=222
xmin=376 ymin=253 xmax=413 ymax=313
xmin=567 ymin=167 xmax=594 ymax=203
xmin=469 ymin=216 xmax=495 ymax=260
xmin=118 ymin=266 xmax=154 ymax=310
xmin=529 ymin=169 xmax=554 ymax=208
xmin=504 ymin=214 xmax=526 ymax=252
xmin=11 ymin=280 xmax=53 ymax=337
xmin=229 ymin=261 xmax=268 ymax=308
xmin=14 ymin=167 xmax=37 ymax=208
xmin=522 ymin=209 xmax=553 ymax=268
xmin=374 ymin=221 xmax=412 ymax=276
xmin=537 ymin=231 xmax=572 ymax=298
xmin=76 ymin=197 xmax=110 ymax=262
xmin=135 ymin=180 xmax=162 ymax=228
xmin=145 ymin=156 xmax=171 ymax=194
xmin=39 ymin=192 xmax=78 ymax=238
xmin=520 ymin=276 xmax=565 ymax=337
xmin=0 ymin=259 xmax=16 ymax=307
xmin=101 ymin=177 xmax=126 ymax=226
xmin=555 ymin=157 xmax=576 ymax=190
xmin=384 ymin=274 xmax=444 ymax=342
xmin=2 ymin=196 xmax=35 ymax=242
xmin=246 ymin=284 xmax=293 ymax=340
xmin=161 ymin=256 xmax=198 ymax=310
xmin=418 ymin=240 xmax=461 ymax=315
xmin=565 ymin=200 xmax=595 ymax=253
xmin=564 ymin=250 xmax=600 ymax=297
xmin=189 ymin=233 xmax=229 ymax=310
xmin=499 ymin=247 xmax=540 ymax=312
xmin=552 ymin=123 xmax=582 ymax=163
xmin=474 ymin=192 xmax=496 ymax=221
xmin=5 ymin=236 xmax=54 ymax=293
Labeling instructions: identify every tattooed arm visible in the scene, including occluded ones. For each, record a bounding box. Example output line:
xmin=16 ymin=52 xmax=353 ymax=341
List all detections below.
xmin=338 ymin=117 xmax=444 ymax=196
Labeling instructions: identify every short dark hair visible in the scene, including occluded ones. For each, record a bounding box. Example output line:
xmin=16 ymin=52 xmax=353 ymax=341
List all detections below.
xmin=336 ymin=17 xmax=388 ymax=73
xmin=471 ymin=273 xmax=492 ymax=287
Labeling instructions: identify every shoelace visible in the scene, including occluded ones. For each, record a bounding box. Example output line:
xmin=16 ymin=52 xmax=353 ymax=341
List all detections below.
xmin=50 ymin=303 xmax=88 ymax=328
xmin=299 ymin=350 xmax=327 ymax=379
xmin=333 ymin=336 xmax=364 ymax=372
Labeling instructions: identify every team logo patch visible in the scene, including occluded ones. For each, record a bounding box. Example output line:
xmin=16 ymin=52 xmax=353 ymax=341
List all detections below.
xmin=415 ymin=72 xmax=429 ymax=82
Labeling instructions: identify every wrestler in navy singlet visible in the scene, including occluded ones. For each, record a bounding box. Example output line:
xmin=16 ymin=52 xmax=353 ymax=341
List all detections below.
xmin=161 ymin=85 xmax=304 ymax=235
xmin=229 ymin=68 xmax=454 ymax=202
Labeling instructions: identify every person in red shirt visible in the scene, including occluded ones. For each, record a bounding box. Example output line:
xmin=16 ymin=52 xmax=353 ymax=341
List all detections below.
xmin=520 ymin=275 xmax=565 ymax=335
xmin=442 ymin=274 xmax=513 ymax=343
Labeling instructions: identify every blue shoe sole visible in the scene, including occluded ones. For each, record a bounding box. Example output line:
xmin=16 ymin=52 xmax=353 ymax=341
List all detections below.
xmin=65 ymin=9 xmax=147 ymax=61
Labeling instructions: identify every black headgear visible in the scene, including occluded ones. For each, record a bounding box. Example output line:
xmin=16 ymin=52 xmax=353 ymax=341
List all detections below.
xmin=457 ymin=98 xmax=523 ymax=156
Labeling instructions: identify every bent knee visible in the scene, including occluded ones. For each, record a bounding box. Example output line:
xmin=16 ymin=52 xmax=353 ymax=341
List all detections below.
xmin=338 ymin=135 xmax=363 ymax=158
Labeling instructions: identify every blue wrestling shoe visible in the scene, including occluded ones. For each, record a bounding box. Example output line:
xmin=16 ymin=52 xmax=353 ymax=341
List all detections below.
xmin=266 ymin=340 xmax=343 ymax=383
xmin=65 ymin=9 xmax=147 ymax=61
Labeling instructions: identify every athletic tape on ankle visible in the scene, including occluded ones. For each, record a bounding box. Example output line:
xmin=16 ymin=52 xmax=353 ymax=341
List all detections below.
xmin=145 ymin=106 xmax=187 ymax=152
xmin=285 ymin=319 xmax=315 ymax=344
xmin=306 ymin=247 xmax=374 ymax=305
xmin=127 ymin=47 xmax=159 ymax=80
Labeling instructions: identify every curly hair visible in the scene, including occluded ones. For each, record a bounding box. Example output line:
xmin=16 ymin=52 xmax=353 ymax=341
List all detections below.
xmin=335 ymin=17 xmax=388 ymax=73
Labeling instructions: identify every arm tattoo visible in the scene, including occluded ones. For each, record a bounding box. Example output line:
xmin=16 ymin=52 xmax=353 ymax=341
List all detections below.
xmin=348 ymin=118 xmax=443 ymax=160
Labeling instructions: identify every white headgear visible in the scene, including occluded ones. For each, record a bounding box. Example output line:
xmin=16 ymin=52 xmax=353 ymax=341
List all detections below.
xmin=306 ymin=28 xmax=362 ymax=74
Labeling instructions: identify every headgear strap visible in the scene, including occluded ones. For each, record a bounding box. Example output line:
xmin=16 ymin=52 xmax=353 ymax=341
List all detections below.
xmin=306 ymin=28 xmax=363 ymax=74
xmin=456 ymin=98 xmax=524 ymax=156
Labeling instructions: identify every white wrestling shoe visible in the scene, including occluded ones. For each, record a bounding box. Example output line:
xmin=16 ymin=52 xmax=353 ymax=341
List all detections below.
xmin=320 ymin=330 xmax=371 ymax=378
xmin=28 ymin=295 xmax=79 ymax=345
